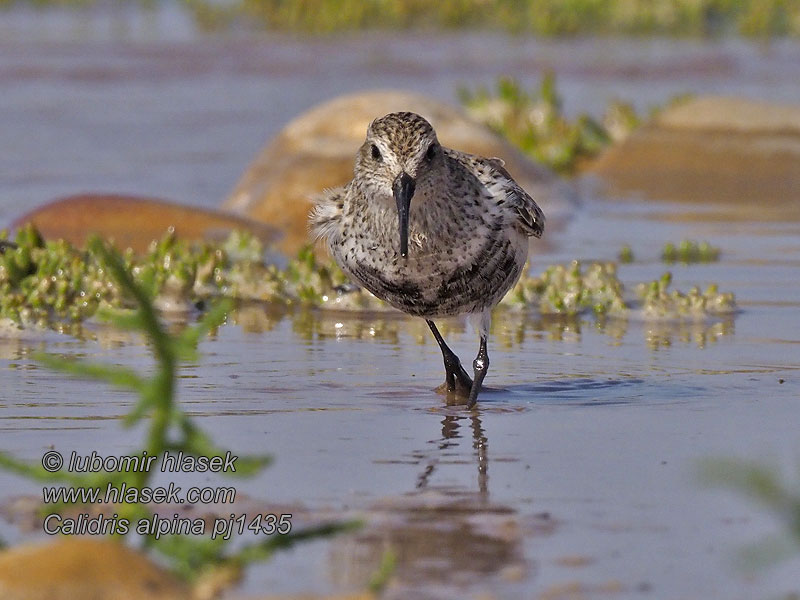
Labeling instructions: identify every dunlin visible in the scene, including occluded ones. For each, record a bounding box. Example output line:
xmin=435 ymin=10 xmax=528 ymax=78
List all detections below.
xmin=311 ymin=112 xmax=545 ymax=407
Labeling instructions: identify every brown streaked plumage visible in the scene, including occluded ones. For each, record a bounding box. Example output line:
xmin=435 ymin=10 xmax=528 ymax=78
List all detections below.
xmin=311 ymin=111 xmax=545 ymax=407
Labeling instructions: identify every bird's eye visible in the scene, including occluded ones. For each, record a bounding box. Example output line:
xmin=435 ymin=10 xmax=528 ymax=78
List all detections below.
xmin=425 ymin=143 xmax=437 ymax=162
xmin=371 ymin=144 xmax=382 ymax=162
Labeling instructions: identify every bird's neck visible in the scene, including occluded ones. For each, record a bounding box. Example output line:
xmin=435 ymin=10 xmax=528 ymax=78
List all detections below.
xmin=350 ymin=171 xmax=461 ymax=254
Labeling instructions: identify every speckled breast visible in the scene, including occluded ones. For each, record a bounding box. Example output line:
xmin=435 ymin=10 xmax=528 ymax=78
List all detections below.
xmin=339 ymin=232 xmax=528 ymax=318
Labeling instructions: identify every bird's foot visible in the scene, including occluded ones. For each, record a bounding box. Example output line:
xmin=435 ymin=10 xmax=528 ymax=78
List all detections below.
xmin=434 ymin=367 xmax=473 ymax=406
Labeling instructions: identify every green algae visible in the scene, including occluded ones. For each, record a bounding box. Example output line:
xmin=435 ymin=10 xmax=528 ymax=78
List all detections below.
xmin=618 ymin=245 xmax=635 ymax=264
xmin=662 ymin=240 xmax=721 ymax=263
xmin=635 ymin=273 xmax=735 ymax=318
xmin=500 ymin=260 xmax=628 ymax=317
xmin=459 ymin=74 xmax=625 ymax=175
xmin=80 ymin=0 xmax=800 ymax=37
xmin=0 ymin=225 xmax=736 ymax=333
xmin=7 ymin=0 xmax=800 ymax=37
xmin=459 ymin=75 xmax=695 ymax=174
xmin=232 ymin=0 xmax=800 ymax=38
xmin=0 ymin=224 xmax=289 ymax=330
xmin=618 ymin=240 xmax=721 ymax=265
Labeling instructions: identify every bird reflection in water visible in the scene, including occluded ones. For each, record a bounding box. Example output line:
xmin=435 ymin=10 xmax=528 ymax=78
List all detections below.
xmin=328 ymin=411 xmax=544 ymax=595
xmin=416 ymin=413 xmax=488 ymax=498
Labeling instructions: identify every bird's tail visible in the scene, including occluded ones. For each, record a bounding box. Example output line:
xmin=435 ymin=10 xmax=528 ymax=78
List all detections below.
xmin=308 ymin=187 xmax=345 ymax=243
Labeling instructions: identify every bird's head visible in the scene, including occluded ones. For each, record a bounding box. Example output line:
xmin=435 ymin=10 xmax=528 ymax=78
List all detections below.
xmin=355 ymin=112 xmax=443 ymax=258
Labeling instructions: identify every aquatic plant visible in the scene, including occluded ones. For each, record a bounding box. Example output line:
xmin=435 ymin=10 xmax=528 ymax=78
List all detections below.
xmin=293 ymin=250 xmax=737 ymax=321
xmin=700 ymin=458 xmax=800 ymax=572
xmin=501 ymin=259 xmax=736 ymax=319
xmin=459 ymin=74 xmax=627 ymax=174
xmin=0 ymin=236 xmax=352 ymax=588
xmin=368 ymin=549 xmax=398 ymax=595
xmin=0 ymin=224 xmax=404 ymax=333
xmin=284 ymin=244 xmax=350 ymax=305
xmin=6 ymin=0 xmax=800 ymax=36
xmin=618 ymin=240 xmax=721 ymax=265
xmin=501 ymin=260 xmax=628 ymax=316
xmin=0 ymin=226 xmax=737 ymax=330
xmin=457 ymin=74 xmax=684 ymax=173
xmin=635 ymin=272 xmax=735 ymax=318
xmin=619 ymin=245 xmax=635 ymax=264
xmin=183 ymin=0 xmax=800 ymax=36
xmin=0 ymin=224 xmax=292 ymax=331
xmin=662 ymin=240 xmax=721 ymax=263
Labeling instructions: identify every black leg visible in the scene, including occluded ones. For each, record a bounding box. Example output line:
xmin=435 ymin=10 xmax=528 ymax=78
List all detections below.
xmin=426 ymin=319 xmax=472 ymax=393
xmin=467 ymin=335 xmax=489 ymax=408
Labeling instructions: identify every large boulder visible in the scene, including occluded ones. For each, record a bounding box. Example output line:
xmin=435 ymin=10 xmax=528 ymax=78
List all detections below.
xmin=588 ymin=96 xmax=800 ymax=221
xmin=11 ymin=194 xmax=279 ymax=254
xmin=224 ymin=91 xmax=574 ymax=255
xmin=0 ymin=538 xmax=190 ymax=600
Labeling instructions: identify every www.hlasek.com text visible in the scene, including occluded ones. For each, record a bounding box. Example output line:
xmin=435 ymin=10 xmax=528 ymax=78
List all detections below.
xmin=43 ymin=481 xmax=235 ymax=505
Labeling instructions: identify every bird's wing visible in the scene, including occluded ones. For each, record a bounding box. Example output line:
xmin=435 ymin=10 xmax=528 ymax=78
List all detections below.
xmin=482 ymin=157 xmax=545 ymax=239
xmin=308 ymin=186 xmax=346 ymax=242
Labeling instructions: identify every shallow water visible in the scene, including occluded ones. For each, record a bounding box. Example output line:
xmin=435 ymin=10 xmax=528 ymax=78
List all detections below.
xmin=2 ymin=5 xmax=800 ymax=216
xmin=1 ymin=7 xmax=800 ymax=600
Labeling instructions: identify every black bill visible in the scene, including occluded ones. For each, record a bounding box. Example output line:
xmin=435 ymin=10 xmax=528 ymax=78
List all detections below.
xmin=392 ymin=171 xmax=416 ymax=258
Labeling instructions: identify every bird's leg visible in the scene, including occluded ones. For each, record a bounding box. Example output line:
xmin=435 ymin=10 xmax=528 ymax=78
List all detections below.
xmin=426 ymin=319 xmax=472 ymax=394
xmin=467 ymin=335 xmax=489 ymax=408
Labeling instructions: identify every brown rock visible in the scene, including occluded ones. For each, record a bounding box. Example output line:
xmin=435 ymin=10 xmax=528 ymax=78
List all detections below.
xmin=0 ymin=538 xmax=191 ymax=600
xmin=589 ymin=96 xmax=800 ymax=221
xmin=11 ymin=194 xmax=280 ymax=254
xmin=224 ymin=90 xmax=574 ymax=254
xmin=655 ymin=96 xmax=800 ymax=134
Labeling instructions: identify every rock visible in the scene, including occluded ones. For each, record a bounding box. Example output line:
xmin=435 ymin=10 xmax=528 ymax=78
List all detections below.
xmin=655 ymin=96 xmax=800 ymax=134
xmin=224 ymin=90 xmax=574 ymax=254
xmin=11 ymin=194 xmax=280 ymax=254
xmin=0 ymin=538 xmax=191 ymax=600
xmin=588 ymin=96 xmax=800 ymax=221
